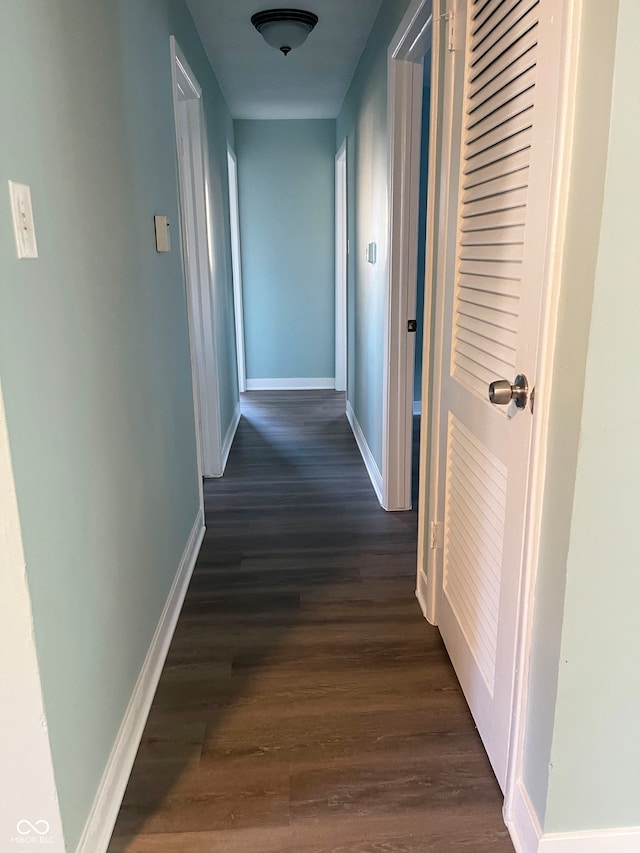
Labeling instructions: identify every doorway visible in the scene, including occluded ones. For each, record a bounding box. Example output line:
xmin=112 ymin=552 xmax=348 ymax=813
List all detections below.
xmin=335 ymin=139 xmax=348 ymax=394
xmin=170 ymin=37 xmax=223 ymax=479
xmin=226 ymin=143 xmax=247 ymax=394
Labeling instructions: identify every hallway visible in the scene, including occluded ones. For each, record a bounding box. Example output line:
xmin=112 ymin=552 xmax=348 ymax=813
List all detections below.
xmin=108 ymin=392 xmax=513 ymax=852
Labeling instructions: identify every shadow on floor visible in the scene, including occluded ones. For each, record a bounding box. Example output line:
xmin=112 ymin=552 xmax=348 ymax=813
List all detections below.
xmin=107 ymin=391 xmax=511 ymax=853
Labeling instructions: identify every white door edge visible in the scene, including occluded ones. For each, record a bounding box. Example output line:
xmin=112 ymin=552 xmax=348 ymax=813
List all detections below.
xmin=226 ymin=142 xmax=247 ymax=394
xmin=335 ymin=139 xmax=348 ymax=393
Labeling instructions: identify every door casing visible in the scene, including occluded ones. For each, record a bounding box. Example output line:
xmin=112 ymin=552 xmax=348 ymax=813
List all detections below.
xmin=382 ymin=0 xmax=434 ymax=512
xmin=335 ymin=138 xmax=348 ymax=394
xmin=226 ymin=142 xmax=247 ymax=394
xmin=170 ymin=37 xmax=222 ymax=484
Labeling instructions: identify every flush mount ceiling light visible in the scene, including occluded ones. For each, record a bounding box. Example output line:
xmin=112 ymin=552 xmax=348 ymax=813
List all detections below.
xmin=251 ymin=9 xmax=319 ymax=56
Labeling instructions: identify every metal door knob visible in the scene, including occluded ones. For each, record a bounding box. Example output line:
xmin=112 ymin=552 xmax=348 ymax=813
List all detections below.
xmin=488 ymin=374 xmax=528 ymax=409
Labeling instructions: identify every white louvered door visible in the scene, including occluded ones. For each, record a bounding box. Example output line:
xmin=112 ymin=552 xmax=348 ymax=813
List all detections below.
xmin=430 ymin=0 xmax=566 ymax=789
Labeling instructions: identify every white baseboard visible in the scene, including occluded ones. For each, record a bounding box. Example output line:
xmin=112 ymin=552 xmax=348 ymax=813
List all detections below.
xmin=415 ymin=569 xmax=429 ymax=619
xmin=505 ymin=777 xmax=640 ymax=852
xmin=220 ymin=402 xmax=240 ymax=474
xmin=346 ymin=400 xmax=383 ymax=504
xmin=413 ymin=401 xmax=422 ymax=415
xmin=506 ymin=777 xmax=542 ymax=853
xmin=539 ymin=826 xmax=640 ymax=851
xmin=246 ymin=377 xmax=335 ymax=391
xmin=76 ymin=512 xmax=205 ymax=853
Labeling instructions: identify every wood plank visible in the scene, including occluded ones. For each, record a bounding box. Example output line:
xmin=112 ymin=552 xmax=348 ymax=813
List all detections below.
xmin=107 ymin=391 xmax=513 ymax=852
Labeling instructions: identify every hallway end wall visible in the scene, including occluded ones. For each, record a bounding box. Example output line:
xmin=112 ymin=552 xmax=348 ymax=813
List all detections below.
xmin=0 ymin=1 xmax=237 ymax=848
xmin=234 ymin=119 xmax=336 ymax=387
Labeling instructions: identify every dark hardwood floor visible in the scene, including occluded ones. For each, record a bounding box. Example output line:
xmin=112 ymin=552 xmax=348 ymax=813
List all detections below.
xmin=108 ymin=391 xmax=513 ymax=852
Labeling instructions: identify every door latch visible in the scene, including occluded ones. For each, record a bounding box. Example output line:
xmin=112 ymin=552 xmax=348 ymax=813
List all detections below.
xmin=407 ymin=320 xmax=417 ymax=332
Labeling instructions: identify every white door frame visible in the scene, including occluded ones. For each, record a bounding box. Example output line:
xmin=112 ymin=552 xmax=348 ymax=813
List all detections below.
xmin=226 ymin=142 xmax=247 ymax=393
xmin=414 ymin=0 xmax=583 ymax=839
xmin=170 ymin=36 xmax=222 ymax=484
xmin=382 ymin=0 xmax=433 ymax=511
xmin=335 ymin=138 xmax=348 ymax=393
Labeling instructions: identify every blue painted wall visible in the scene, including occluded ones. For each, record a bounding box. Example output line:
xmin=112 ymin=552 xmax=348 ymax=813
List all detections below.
xmin=523 ymin=0 xmax=640 ymax=833
xmin=336 ymin=0 xmax=413 ymax=468
xmin=0 ymin=1 xmax=237 ymax=847
xmin=235 ymin=119 xmax=336 ymax=382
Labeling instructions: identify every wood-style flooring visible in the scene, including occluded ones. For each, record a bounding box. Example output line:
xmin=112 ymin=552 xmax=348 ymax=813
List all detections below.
xmin=108 ymin=391 xmax=513 ymax=852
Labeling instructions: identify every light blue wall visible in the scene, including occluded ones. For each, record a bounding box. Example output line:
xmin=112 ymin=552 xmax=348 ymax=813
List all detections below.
xmin=234 ymin=119 xmax=336 ymax=381
xmin=0 ymin=2 xmax=237 ymax=848
xmin=542 ymin=0 xmax=640 ymax=831
xmin=522 ymin=0 xmax=640 ymax=834
xmin=336 ymin=0 xmax=413 ymax=467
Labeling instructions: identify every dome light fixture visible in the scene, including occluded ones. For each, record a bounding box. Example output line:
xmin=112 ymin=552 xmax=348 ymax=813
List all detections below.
xmin=251 ymin=9 xmax=319 ymax=56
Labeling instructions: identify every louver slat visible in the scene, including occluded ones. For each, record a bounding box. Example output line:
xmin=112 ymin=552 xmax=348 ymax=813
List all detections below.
xmin=462 ymin=149 xmax=529 ymax=190
xmin=467 ymin=66 xmax=536 ymax=130
xmin=452 ymin=0 xmax=538 ymax=398
xmin=469 ymin=5 xmax=539 ymax=84
xmin=471 ymin=0 xmax=521 ymax=36
xmin=467 ymin=34 xmax=537 ymax=102
xmin=444 ymin=415 xmax=507 ymax=692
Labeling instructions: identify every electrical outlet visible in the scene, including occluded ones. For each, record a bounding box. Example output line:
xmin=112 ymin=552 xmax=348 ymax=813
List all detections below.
xmin=8 ymin=181 xmax=38 ymax=259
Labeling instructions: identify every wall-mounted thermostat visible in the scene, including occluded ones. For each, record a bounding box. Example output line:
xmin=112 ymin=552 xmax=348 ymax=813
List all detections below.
xmin=154 ymin=215 xmax=171 ymax=252
xmin=366 ymin=241 xmax=377 ymax=264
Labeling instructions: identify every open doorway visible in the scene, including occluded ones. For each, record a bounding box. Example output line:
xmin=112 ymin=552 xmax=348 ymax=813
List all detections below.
xmin=170 ymin=37 xmax=223 ymax=479
xmin=335 ymin=139 xmax=348 ymax=394
xmin=226 ymin=143 xmax=247 ymax=394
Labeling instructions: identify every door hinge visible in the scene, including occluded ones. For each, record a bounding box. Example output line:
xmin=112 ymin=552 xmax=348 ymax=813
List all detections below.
xmin=436 ymin=6 xmax=463 ymax=52
xmin=429 ymin=521 xmax=444 ymax=550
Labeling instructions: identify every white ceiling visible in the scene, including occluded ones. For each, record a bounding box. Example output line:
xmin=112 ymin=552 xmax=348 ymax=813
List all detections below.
xmin=185 ymin=0 xmax=384 ymax=119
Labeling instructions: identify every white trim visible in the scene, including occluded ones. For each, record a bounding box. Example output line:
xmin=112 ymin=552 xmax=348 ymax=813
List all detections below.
xmin=539 ymin=827 xmax=640 ymax=852
xmin=76 ymin=512 xmax=205 ymax=853
xmin=170 ymin=37 xmax=205 ymax=511
xmin=506 ymin=778 xmax=640 ymax=853
xmin=218 ymin=402 xmax=241 ymax=477
xmin=335 ymin=138 xmax=348 ymax=393
xmin=226 ymin=142 xmax=247 ymax=394
xmin=246 ymin=377 xmax=335 ymax=391
xmin=346 ymin=401 xmax=383 ymax=503
xmin=503 ymin=0 xmax=584 ymax=830
xmin=0 ymin=382 xmax=66 ymax=851
xmin=416 ymin=0 xmax=446 ymax=626
xmin=415 ymin=568 xmax=429 ymax=618
xmin=413 ymin=401 xmax=422 ymax=415
xmin=506 ymin=778 xmax=543 ymax=853
xmin=382 ymin=0 xmax=433 ymax=512
xmin=171 ymin=37 xmax=223 ymax=483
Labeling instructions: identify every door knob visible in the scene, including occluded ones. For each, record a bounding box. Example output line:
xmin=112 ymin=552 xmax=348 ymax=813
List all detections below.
xmin=488 ymin=374 xmax=528 ymax=409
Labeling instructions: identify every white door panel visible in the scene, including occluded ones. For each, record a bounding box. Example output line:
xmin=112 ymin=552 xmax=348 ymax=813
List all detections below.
xmin=430 ymin=0 xmax=567 ymax=789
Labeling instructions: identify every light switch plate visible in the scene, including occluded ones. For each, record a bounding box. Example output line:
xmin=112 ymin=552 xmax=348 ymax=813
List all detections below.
xmin=8 ymin=181 xmax=38 ymax=259
xmin=154 ymin=215 xmax=171 ymax=253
